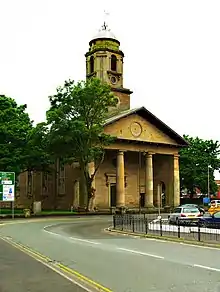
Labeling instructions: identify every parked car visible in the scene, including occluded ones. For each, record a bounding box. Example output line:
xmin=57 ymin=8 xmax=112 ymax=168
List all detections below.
xmin=168 ymin=207 xmax=202 ymax=225
xmin=208 ymin=200 xmax=220 ymax=215
xmin=180 ymin=204 xmax=205 ymax=215
xmin=198 ymin=211 xmax=220 ymax=228
xmin=208 ymin=200 xmax=220 ymax=207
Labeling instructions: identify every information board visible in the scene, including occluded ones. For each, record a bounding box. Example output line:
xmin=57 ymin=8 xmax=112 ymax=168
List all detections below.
xmin=0 ymin=172 xmax=15 ymax=202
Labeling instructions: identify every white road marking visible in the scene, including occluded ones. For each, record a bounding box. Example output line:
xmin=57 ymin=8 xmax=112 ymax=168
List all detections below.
xmin=43 ymin=226 xmax=101 ymax=245
xmin=144 ymin=238 xmax=167 ymax=243
xmin=179 ymin=242 xmax=220 ymax=250
xmin=194 ymin=264 xmax=220 ymax=272
xmin=43 ymin=228 xmax=63 ymax=237
xmin=70 ymin=237 xmax=101 ymax=245
xmin=117 ymin=247 xmax=164 ymax=259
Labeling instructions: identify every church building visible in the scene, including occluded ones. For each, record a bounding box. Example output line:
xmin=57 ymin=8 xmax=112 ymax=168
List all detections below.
xmin=16 ymin=21 xmax=188 ymax=212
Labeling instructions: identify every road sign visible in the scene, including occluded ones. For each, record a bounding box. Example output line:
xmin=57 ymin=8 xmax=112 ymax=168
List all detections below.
xmin=0 ymin=172 xmax=15 ymax=202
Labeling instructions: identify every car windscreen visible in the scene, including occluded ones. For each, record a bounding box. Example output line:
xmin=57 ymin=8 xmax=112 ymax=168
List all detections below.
xmin=183 ymin=208 xmax=199 ymax=213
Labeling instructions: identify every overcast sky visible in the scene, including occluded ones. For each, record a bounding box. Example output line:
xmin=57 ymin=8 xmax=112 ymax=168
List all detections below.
xmin=1 ymin=0 xmax=220 ymax=177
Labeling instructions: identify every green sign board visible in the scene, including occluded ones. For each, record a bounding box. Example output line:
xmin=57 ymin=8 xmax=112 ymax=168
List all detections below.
xmin=0 ymin=172 xmax=15 ymax=202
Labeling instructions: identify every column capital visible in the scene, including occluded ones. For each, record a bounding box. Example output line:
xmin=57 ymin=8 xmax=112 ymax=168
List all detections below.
xmin=144 ymin=151 xmax=155 ymax=157
xmin=118 ymin=150 xmax=126 ymax=155
xmin=174 ymin=154 xmax=180 ymax=159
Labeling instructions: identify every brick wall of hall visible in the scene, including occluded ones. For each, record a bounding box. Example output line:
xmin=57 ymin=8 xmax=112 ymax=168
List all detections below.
xmin=16 ymin=164 xmax=80 ymax=210
xmin=15 ymin=152 xmax=175 ymax=210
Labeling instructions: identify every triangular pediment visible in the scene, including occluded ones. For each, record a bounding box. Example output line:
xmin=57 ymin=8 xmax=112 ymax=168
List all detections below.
xmin=104 ymin=107 xmax=188 ymax=146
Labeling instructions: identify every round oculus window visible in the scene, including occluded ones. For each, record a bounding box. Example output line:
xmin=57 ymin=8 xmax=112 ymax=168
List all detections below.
xmin=130 ymin=122 xmax=142 ymax=137
xmin=111 ymin=76 xmax=117 ymax=84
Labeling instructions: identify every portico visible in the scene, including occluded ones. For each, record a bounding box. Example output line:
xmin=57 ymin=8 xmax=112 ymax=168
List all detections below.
xmin=94 ymin=147 xmax=182 ymax=210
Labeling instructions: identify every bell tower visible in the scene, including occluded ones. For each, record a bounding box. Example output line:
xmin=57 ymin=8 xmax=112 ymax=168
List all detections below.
xmin=85 ymin=19 xmax=132 ymax=112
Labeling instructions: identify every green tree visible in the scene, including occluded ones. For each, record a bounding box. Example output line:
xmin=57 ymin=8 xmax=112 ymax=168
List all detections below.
xmin=24 ymin=122 xmax=52 ymax=173
xmin=47 ymin=78 xmax=117 ymax=208
xmin=0 ymin=95 xmax=32 ymax=175
xmin=0 ymin=95 xmax=52 ymax=191
xmin=179 ymin=135 xmax=220 ymax=194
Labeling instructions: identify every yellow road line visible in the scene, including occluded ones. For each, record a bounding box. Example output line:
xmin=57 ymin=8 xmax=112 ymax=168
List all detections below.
xmin=0 ymin=236 xmax=112 ymax=292
xmin=57 ymin=263 xmax=112 ymax=292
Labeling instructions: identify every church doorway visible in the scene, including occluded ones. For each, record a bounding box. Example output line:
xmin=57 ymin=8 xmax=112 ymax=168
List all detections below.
xmin=110 ymin=184 xmax=117 ymax=207
xmin=140 ymin=193 xmax=145 ymax=208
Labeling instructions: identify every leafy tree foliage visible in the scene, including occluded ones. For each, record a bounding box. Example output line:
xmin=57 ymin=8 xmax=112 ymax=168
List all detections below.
xmin=46 ymin=78 xmax=117 ymax=207
xmin=0 ymin=95 xmax=52 ymax=177
xmin=0 ymin=95 xmax=32 ymax=175
xmin=179 ymin=135 xmax=220 ymax=194
xmin=24 ymin=122 xmax=52 ymax=173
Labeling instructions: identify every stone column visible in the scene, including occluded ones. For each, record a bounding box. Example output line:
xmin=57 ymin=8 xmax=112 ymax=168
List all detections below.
xmin=116 ymin=150 xmax=125 ymax=207
xmin=156 ymin=183 xmax=162 ymax=208
xmin=173 ymin=154 xmax=180 ymax=207
xmin=145 ymin=152 xmax=154 ymax=208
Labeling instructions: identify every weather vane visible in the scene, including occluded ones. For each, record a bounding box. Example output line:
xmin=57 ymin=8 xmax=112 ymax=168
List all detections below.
xmin=102 ymin=10 xmax=110 ymax=30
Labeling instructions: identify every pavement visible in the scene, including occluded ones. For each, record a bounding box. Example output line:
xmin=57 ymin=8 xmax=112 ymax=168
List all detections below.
xmin=0 ymin=216 xmax=220 ymax=291
xmin=0 ymin=237 xmax=86 ymax=292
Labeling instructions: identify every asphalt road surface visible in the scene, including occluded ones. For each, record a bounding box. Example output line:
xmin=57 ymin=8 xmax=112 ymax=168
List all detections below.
xmin=0 ymin=216 xmax=220 ymax=292
xmin=0 ymin=235 xmax=86 ymax=292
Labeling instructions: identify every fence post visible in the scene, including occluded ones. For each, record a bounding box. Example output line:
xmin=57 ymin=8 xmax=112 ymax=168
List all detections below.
xmin=113 ymin=215 xmax=116 ymax=229
xmin=121 ymin=215 xmax=124 ymax=231
xmin=160 ymin=219 xmax=163 ymax=236
xmin=145 ymin=218 xmax=148 ymax=234
xmin=198 ymin=225 xmax=201 ymax=241
xmin=177 ymin=221 xmax=180 ymax=238
xmin=132 ymin=216 xmax=135 ymax=232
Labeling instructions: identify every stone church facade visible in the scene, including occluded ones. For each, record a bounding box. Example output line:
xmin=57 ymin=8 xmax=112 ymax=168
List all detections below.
xmin=16 ymin=22 xmax=188 ymax=211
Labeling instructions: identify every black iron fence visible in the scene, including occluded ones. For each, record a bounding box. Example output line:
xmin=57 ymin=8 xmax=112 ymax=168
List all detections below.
xmin=112 ymin=214 xmax=220 ymax=244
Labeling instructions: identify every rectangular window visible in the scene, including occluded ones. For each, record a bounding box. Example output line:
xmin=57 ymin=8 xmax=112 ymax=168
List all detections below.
xmin=27 ymin=171 xmax=32 ymax=196
xmin=14 ymin=175 xmax=20 ymax=199
xmin=58 ymin=163 xmax=65 ymax=195
xmin=42 ymin=172 xmax=49 ymax=194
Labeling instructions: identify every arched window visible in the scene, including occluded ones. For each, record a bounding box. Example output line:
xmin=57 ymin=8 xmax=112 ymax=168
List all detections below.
xmin=90 ymin=56 xmax=94 ymax=73
xmin=111 ymin=55 xmax=117 ymax=71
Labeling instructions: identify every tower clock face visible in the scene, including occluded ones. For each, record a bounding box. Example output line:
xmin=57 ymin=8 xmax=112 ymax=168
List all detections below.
xmin=111 ymin=76 xmax=117 ymax=84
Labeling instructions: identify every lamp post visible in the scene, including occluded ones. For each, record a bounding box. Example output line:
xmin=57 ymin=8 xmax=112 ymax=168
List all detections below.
xmin=208 ymin=165 xmax=211 ymax=198
xmin=157 ymin=183 xmax=162 ymax=219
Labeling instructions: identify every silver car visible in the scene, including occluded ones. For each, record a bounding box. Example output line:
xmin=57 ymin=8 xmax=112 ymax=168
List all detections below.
xmin=168 ymin=207 xmax=202 ymax=225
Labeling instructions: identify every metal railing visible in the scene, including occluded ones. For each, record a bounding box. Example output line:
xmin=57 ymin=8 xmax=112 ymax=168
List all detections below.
xmin=112 ymin=214 xmax=220 ymax=244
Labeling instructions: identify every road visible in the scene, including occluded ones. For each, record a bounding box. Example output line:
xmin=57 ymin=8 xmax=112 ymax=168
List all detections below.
xmin=0 ymin=231 xmax=87 ymax=292
xmin=0 ymin=216 xmax=220 ymax=291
